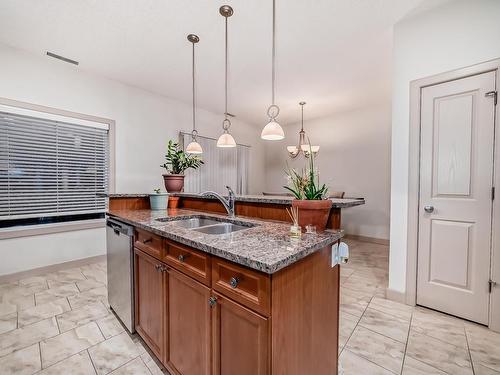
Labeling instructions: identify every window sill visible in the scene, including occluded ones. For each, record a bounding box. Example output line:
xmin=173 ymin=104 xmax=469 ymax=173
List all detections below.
xmin=0 ymin=219 xmax=106 ymax=240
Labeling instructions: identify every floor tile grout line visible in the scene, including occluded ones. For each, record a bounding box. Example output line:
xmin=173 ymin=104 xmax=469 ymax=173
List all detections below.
xmin=86 ymin=348 xmax=99 ymax=375
xmin=367 ymin=304 xmax=412 ymax=322
xmin=342 ymin=347 xmax=401 ymax=375
xmin=403 ymin=354 xmax=454 ymax=375
xmin=399 ymin=310 xmax=414 ymax=374
xmin=139 ymin=355 xmax=155 ymax=375
xmin=464 ymin=325 xmax=476 ymax=375
xmin=38 ymin=341 xmax=43 ymax=371
xmin=409 ymin=325 xmax=470 ymax=351
xmin=354 ymin=322 xmax=408 ymax=346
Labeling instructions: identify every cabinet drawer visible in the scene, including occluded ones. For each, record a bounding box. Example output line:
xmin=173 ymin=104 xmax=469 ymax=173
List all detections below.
xmin=212 ymin=258 xmax=271 ymax=316
xmin=164 ymin=241 xmax=211 ymax=286
xmin=134 ymin=228 xmax=164 ymax=259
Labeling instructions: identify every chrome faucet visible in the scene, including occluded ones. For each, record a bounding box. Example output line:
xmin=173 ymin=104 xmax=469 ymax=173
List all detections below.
xmin=200 ymin=186 xmax=236 ymax=217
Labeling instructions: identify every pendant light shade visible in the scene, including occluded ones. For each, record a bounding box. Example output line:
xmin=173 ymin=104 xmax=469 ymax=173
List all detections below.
xmin=186 ymin=139 xmax=203 ymax=154
xmin=261 ymin=0 xmax=284 ymax=141
xmin=217 ymin=5 xmax=236 ymax=148
xmin=217 ymin=133 xmax=237 ymax=148
xmin=261 ymin=119 xmax=285 ymax=140
xmin=186 ymin=33 xmax=203 ymax=154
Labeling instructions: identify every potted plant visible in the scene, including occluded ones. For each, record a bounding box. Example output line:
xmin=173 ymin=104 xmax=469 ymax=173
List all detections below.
xmin=149 ymin=189 xmax=169 ymax=210
xmin=283 ymin=148 xmax=331 ymax=232
xmin=161 ymin=140 xmax=204 ymax=193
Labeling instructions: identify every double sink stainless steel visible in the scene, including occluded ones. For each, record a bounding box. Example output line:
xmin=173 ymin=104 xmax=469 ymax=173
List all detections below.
xmin=156 ymin=216 xmax=255 ymax=235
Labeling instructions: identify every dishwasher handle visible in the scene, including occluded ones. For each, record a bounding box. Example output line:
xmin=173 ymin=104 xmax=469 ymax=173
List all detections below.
xmin=106 ymin=219 xmax=133 ymax=236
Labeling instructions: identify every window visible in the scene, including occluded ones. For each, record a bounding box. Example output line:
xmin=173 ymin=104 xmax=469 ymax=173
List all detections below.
xmin=0 ymin=109 xmax=109 ymax=228
xmin=181 ymin=132 xmax=249 ymax=194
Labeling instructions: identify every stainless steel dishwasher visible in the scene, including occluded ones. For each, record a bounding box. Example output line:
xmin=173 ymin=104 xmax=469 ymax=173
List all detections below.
xmin=106 ymin=217 xmax=135 ymax=333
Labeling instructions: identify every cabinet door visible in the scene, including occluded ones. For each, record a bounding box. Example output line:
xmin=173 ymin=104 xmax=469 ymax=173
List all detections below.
xmin=166 ymin=268 xmax=211 ymax=375
xmin=134 ymin=248 xmax=166 ymax=361
xmin=212 ymin=292 xmax=269 ymax=375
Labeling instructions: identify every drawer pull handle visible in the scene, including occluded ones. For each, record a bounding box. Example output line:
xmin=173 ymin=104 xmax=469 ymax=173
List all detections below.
xmin=229 ymin=277 xmax=240 ymax=289
xmin=178 ymin=254 xmax=190 ymax=262
xmin=143 ymin=238 xmax=153 ymax=244
xmin=208 ymin=296 xmax=217 ymax=307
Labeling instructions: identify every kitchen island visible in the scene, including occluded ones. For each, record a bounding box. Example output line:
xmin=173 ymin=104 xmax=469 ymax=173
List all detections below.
xmin=108 ymin=203 xmax=342 ymax=375
xmin=108 ymin=192 xmax=365 ymax=230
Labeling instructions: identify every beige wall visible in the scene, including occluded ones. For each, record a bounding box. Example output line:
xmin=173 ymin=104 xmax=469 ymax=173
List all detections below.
xmin=0 ymin=43 xmax=265 ymax=275
xmin=264 ymin=101 xmax=392 ymax=240
xmin=389 ymin=0 xmax=500 ymax=294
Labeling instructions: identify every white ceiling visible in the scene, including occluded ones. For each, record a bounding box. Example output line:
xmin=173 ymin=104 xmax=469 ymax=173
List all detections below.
xmin=0 ymin=0 xmax=442 ymax=126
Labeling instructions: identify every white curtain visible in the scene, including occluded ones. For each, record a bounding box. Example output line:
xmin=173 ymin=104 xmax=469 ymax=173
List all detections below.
xmin=181 ymin=133 xmax=249 ymax=195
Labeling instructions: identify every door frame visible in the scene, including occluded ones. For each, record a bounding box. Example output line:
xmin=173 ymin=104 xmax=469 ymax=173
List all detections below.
xmin=406 ymin=58 xmax=500 ymax=330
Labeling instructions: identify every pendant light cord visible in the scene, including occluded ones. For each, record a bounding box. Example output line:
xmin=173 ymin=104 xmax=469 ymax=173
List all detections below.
xmin=192 ymin=40 xmax=196 ymax=135
xmin=224 ymin=15 xmax=229 ymax=120
xmin=271 ymin=0 xmax=276 ymax=106
xmin=301 ymin=103 xmax=304 ymax=131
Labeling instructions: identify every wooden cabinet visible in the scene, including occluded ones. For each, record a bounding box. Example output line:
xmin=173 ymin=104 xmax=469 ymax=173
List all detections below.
xmin=134 ymin=248 xmax=166 ymax=361
xmin=135 ymin=228 xmax=164 ymax=259
xmin=133 ymin=227 xmax=339 ymax=375
xmin=166 ymin=268 xmax=211 ymax=375
xmin=212 ymin=257 xmax=270 ymax=316
xmin=212 ymin=292 xmax=270 ymax=375
xmin=164 ymin=240 xmax=211 ymax=286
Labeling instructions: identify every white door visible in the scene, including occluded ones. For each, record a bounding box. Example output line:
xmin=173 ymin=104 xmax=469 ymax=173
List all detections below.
xmin=417 ymin=71 xmax=496 ymax=324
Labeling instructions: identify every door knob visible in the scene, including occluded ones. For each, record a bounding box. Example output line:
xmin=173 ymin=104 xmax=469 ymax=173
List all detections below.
xmin=424 ymin=206 xmax=434 ymax=213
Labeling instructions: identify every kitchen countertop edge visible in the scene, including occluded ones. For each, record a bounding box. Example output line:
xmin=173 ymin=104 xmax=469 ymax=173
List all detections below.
xmin=107 ymin=210 xmax=343 ymax=274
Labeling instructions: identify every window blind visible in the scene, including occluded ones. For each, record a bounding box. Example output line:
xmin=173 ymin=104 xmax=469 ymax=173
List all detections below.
xmin=0 ymin=111 xmax=109 ymax=222
xmin=181 ymin=132 xmax=249 ymax=195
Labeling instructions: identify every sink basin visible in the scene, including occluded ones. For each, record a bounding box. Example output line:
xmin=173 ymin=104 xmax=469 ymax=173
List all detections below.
xmin=161 ymin=217 xmax=221 ymax=229
xmin=156 ymin=215 xmax=256 ymax=235
xmin=193 ymin=222 xmax=250 ymax=235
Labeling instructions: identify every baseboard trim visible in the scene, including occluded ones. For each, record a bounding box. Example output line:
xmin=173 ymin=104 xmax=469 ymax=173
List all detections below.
xmin=0 ymin=254 xmax=106 ymax=283
xmin=344 ymin=234 xmax=389 ymax=246
xmin=385 ymin=288 xmax=407 ymax=304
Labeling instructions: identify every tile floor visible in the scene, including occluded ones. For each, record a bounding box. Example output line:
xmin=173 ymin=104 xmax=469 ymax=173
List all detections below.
xmin=0 ymin=261 xmax=162 ymax=374
xmin=0 ymin=239 xmax=499 ymax=374
xmin=338 ymin=239 xmax=500 ymax=375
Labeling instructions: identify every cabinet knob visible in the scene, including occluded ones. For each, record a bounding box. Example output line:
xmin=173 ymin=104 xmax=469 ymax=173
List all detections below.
xmin=143 ymin=238 xmax=153 ymax=244
xmin=229 ymin=277 xmax=240 ymax=289
xmin=178 ymin=254 xmax=190 ymax=262
xmin=154 ymin=264 xmax=161 ymax=272
xmin=208 ymin=296 xmax=217 ymax=307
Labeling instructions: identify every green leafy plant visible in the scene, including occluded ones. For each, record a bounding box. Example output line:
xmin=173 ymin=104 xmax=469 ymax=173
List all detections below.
xmin=161 ymin=140 xmax=204 ymax=175
xmin=283 ymin=144 xmax=328 ymax=200
xmin=153 ymin=188 xmax=161 ymax=194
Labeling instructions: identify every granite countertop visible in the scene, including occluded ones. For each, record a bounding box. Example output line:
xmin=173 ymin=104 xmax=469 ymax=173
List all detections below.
xmin=102 ymin=192 xmax=365 ymax=208
xmin=108 ymin=208 xmax=343 ymax=274
xmin=172 ymin=192 xmax=365 ymax=208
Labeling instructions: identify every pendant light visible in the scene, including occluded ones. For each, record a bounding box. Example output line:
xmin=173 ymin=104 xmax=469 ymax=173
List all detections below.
xmin=185 ymin=34 xmax=203 ymax=154
xmin=261 ymin=0 xmax=284 ymax=141
xmin=217 ymin=5 xmax=237 ymax=148
xmin=287 ymin=102 xmax=320 ymax=158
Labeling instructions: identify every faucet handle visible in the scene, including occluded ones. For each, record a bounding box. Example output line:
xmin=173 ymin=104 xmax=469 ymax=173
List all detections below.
xmin=226 ymin=186 xmax=235 ymax=196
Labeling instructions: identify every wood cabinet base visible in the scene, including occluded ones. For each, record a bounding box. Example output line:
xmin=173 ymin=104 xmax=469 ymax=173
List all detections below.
xmin=134 ymin=235 xmax=339 ymax=375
